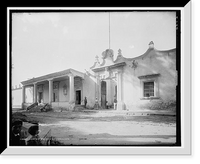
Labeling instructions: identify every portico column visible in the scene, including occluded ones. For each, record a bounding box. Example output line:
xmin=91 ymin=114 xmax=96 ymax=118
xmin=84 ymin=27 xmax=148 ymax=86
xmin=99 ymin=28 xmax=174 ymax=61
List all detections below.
xmin=33 ymin=82 xmax=37 ymax=103
xmin=48 ymin=79 xmax=53 ymax=104
xmin=21 ymin=85 xmax=26 ymax=109
xmin=22 ymin=85 xmax=26 ymax=104
xmin=117 ymin=71 xmax=125 ymax=110
xmin=69 ymin=74 xmax=75 ymax=102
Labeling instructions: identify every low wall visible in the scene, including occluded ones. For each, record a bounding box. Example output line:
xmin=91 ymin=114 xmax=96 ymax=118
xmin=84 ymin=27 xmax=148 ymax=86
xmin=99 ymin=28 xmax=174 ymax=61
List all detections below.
xmin=51 ymin=102 xmax=73 ymax=111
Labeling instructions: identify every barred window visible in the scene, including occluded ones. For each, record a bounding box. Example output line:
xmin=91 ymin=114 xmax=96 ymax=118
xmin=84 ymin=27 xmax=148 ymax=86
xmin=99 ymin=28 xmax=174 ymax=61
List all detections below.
xmin=143 ymin=82 xmax=154 ymax=97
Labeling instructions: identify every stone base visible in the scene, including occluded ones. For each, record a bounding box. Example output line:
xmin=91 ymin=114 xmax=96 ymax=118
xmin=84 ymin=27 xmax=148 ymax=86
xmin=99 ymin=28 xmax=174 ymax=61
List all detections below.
xmin=117 ymin=101 xmax=125 ymax=110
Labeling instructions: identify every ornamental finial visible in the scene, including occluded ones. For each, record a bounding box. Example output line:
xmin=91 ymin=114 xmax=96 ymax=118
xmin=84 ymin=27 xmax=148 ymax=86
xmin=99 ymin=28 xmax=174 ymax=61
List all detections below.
xmin=118 ymin=49 xmax=122 ymax=57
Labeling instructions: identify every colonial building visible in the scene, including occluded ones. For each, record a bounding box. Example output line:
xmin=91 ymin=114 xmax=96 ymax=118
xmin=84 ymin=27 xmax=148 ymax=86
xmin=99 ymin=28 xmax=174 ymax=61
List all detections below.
xmin=21 ymin=69 xmax=88 ymax=110
xmin=89 ymin=41 xmax=176 ymax=110
xmin=20 ymin=41 xmax=176 ymax=111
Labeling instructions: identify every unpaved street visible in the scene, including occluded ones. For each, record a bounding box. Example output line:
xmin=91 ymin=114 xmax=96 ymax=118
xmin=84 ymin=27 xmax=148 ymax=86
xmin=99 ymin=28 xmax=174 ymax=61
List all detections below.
xmin=13 ymin=110 xmax=176 ymax=145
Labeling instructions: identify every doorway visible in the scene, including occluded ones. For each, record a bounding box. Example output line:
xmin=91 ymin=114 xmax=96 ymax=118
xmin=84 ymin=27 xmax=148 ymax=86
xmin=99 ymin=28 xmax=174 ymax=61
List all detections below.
xmin=76 ymin=90 xmax=81 ymax=105
xmin=101 ymin=81 xmax=107 ymax=109
xmin=38 ymin=92 xmax=43 ymax=103
xmin=53 ymin=90 xmax=59 ymax=102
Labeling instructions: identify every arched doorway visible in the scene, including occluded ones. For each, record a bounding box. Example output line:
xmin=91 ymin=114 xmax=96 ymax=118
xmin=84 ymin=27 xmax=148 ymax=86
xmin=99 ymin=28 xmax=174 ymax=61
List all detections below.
xmin=101 ymin=81 xmax=106 ymax=109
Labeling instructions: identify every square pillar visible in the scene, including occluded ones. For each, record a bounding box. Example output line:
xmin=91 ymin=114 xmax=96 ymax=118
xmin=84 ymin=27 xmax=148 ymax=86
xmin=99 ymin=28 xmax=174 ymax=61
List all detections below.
xmin=95 ymin=76 xmax=100 ymax=101
xmin=117 ymin=71 xmax=125 ymax=110
xmin=106 ymin=79 xmax=111 ymax=106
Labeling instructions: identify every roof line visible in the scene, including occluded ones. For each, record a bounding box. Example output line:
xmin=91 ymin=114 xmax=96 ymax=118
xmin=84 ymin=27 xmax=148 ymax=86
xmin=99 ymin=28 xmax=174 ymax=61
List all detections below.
xmin=21 ymin=68 xmax=84 ymax=85
xmin=119 ymin=48 xmax=176 ymax=61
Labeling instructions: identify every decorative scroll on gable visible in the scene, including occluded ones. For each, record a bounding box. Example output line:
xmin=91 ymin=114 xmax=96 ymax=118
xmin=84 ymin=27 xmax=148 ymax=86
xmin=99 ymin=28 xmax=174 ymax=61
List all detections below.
xmin=90 ymin=55 xmax=101 ymax=69
xmin=90 ymin=49 xmax=115 ymax=70
xmin=102 ymin=49 xmax=114 ymax=60
xmin=101 ymin=49 xmax=114 ymax=66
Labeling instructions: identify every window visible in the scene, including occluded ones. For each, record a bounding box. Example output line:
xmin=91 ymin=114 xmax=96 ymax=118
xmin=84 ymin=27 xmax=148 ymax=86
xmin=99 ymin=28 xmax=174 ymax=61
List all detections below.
xmin=138 ymin=74 xmax=160 ymax=99
xmin=143 ymin=82 xmax=154 ymax=97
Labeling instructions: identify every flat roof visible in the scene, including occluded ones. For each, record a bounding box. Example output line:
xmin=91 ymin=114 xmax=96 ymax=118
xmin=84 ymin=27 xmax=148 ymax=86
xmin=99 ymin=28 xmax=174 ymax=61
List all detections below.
xmin=21 ymin=68 xmax=85 ymax=86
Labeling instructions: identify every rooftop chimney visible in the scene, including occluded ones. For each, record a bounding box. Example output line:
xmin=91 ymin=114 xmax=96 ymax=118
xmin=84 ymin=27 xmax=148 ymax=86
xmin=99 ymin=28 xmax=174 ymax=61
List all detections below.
xmin=149 ymin=41 xmax=154 ymax=49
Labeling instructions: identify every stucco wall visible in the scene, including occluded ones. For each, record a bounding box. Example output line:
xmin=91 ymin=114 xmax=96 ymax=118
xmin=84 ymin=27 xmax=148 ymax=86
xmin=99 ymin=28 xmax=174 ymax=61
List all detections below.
xmin=25 ymin=86 xmax=34 ymax=103
xmin=43 ymin=83 xmax=49 ymax=103
xmin=122 ymin=49 xmax=176 ymax=110
xmin=12 ymin=88 xmax=22 ymax=108
xmin=58 ymin=80 xmax=69 ymax=102
xmin=82 ymin=74 xmax=96 ymax=108
xmin=12 ymin=86 xmax=33 ymax=108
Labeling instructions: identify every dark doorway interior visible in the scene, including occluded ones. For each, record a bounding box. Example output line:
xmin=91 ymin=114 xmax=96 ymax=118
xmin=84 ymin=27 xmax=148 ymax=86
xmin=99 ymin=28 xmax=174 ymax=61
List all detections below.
xmin=101 ymin=81 xmax=107 ymax=109
xmin=53 ymin=90 xmax=59 ymax=102
xmin=76 ymin=90 xmax=81 ymax=105
xmin=38 ymin=92 xmax=43 ymax=103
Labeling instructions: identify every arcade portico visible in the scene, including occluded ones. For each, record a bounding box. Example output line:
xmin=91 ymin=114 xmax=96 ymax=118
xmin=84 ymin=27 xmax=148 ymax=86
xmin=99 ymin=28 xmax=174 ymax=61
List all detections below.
xmin=21 ymin=69 xmax=85 ymax=109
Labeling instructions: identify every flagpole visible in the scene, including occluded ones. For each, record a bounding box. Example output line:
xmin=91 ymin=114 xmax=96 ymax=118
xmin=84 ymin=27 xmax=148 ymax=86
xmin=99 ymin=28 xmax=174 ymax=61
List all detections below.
xmin=109 ymin=12 xmax=110 ymax=49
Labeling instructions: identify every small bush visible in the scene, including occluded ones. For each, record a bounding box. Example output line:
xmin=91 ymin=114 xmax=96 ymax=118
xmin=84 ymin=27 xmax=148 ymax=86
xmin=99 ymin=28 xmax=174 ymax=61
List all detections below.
xmin=141 ymin=99 xmax=176 ymax=111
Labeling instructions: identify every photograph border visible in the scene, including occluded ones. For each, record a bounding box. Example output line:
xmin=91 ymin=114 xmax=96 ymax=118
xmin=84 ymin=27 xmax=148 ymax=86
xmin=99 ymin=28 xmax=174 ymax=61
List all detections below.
xmin=3 ymin=2 xmax=191 ymax=155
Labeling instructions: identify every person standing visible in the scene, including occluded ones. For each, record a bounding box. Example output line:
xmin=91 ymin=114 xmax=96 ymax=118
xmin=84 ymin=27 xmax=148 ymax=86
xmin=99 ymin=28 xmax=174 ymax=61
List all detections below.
xmin=114 ymin=98 xmax=117 ymax=110
xmin=106 ymin=101 xmax=108 ymax=109
xmin=84 ymin=97 xmax=87 ymax=109
xmin=94 ymin=97 xmax=99 ymax=110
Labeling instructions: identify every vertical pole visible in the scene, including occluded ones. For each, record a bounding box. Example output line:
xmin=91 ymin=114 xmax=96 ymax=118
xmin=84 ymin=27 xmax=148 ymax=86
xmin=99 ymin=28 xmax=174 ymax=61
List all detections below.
xmin=109 ymin=12 xmax=110 ymax=49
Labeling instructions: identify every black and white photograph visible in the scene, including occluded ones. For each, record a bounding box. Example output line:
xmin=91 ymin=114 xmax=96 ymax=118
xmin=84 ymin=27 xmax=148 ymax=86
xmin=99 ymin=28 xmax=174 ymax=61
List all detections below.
xmin=4 ymin=4 xmax=192 ymax=155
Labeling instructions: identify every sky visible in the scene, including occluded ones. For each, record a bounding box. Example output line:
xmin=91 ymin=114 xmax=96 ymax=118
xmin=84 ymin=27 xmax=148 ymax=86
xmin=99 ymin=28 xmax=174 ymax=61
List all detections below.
xmin=11 ymin=11 xmax=176 ymax=87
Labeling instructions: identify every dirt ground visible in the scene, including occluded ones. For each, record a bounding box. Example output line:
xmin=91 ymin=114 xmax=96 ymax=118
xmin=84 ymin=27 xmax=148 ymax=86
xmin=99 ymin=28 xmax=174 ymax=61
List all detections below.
xmin=12 ymin=110 xmax=176 ymax=146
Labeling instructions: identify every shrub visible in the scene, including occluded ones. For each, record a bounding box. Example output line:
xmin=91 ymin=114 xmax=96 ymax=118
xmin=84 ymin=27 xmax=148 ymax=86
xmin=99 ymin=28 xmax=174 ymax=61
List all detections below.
xmin=140 ymin=99 xmax=176 ymax=111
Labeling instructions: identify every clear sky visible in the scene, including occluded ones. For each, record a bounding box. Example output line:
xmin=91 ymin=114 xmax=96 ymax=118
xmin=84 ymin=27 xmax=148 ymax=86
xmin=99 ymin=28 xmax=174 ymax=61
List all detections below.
xmin=11 ymin=11 xmax=176 ymax=87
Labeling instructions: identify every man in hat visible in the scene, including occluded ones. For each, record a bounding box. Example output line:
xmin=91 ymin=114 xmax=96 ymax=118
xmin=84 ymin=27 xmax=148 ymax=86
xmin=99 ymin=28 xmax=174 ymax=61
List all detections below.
xmin=10 ymin=120 xmax=26 ymax=146
xmin=27 ymin=125 xmax=42 ymax=146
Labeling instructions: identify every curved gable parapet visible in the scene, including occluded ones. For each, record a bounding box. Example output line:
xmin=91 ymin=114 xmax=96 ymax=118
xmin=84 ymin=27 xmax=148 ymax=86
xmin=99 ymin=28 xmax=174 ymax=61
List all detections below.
xmin=121 ymin=41 xmax=176 ymax=62
xmin=156 ymin=48 xmax=176 ymax=56
xmin=100 ymin=59 xmax=106 ymax=67
xmin=90 ymin=55 xmax=101 ymax=69
xmin=90 ymin=62 xmax=100 ymax=69
xmin=123 ymin=48 xmax=154 ymax=62
xmin=114 ymin=55 xmax=127 ymax=63
xmin=123 ymin=48 xmax=176 ymax=63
